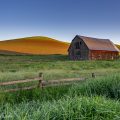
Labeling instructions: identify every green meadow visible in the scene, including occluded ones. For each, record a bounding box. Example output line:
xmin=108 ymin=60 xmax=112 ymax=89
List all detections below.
xmin=0 ymin=55 xmax=120 ymax=120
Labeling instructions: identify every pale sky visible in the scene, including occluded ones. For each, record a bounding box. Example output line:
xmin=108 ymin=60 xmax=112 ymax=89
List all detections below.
xmin=0 ymin=0 xmax=120 ymax=44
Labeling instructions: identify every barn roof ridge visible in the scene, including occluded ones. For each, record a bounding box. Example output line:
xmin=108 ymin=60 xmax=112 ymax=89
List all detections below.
xmin=77 ymin=35 xmax=109 ymax=41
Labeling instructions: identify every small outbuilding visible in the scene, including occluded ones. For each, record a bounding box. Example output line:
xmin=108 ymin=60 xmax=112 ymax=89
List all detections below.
xmin=68 ymin=35 xmax=119 ymax=60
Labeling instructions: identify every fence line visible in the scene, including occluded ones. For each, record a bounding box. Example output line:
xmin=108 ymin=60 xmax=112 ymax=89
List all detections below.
xmin=0 ymin=72 xmax=98 ymax=93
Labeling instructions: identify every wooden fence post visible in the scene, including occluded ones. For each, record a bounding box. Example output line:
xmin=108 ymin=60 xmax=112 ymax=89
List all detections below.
xmin=92 ymin=73 xmax=95 ymax=78
xmin=38 ymin=73 xmax=43 ymax=88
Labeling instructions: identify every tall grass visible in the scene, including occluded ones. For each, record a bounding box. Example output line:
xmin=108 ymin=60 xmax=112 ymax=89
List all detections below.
xmin=0 ymin=96 xmax=120 ymax=120
xmin=0 ymin=85 xmax=71 ymax=104
xmin=69 ymin=74 xmax=120 ymax=99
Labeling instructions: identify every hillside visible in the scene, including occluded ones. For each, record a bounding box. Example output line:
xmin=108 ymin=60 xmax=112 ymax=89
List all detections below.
xmin=0 ymin=36 xmax=70 ymax=55
xmin=116 ymin=44 xmax=120 ymax=50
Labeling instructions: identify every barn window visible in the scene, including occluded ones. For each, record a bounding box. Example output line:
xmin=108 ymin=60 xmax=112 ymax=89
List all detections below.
xmin=75 ymin=42 xmax=80 ymax=49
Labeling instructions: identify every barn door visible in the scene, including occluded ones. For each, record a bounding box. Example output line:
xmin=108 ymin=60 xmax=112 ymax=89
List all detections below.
xmin=76 ymin=51 xmax=81 ymax=60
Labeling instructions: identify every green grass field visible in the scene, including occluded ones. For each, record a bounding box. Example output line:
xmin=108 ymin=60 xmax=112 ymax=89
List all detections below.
xmin=0 ymin=55 xmax=120 ymax=120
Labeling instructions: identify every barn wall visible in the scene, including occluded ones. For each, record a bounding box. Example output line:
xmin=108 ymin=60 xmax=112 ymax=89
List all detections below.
xmin=68 ymin=36 xmax=89 ymax=60
xmin=90 ymin=50 xmax=119 ymax=60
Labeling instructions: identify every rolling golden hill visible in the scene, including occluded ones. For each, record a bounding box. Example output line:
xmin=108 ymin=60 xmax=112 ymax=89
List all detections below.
xmin=0 ymin=36 xmax=70 ymax=55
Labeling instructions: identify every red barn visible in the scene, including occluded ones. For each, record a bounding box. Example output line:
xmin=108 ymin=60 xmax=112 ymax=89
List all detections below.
xmin=68 ymin=35 xmax=119 ymax=60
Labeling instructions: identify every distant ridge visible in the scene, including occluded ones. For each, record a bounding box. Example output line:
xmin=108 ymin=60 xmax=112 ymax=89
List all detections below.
xmin=0 ymin=36 xmax=70 ymax=55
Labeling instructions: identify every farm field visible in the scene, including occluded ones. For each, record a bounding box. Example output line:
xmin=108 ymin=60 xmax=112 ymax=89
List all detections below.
xmin=0 ymin=54 xmax=120 ymax=119
xmin=0 ymin=36 xmax=69 ymax=55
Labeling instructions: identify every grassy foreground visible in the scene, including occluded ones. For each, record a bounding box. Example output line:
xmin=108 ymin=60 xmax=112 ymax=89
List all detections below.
xmin=1 ymin=96 xmax=120 ymax=120
xmin=0 ymin=74 xmax=120 ymax=119
xmin=0 ymin=55 xmax=120 ymax=119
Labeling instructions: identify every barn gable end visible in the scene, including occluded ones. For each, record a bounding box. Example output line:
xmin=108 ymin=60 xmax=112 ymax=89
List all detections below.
xmin=68 ymin=35 xmax=89 ymax=60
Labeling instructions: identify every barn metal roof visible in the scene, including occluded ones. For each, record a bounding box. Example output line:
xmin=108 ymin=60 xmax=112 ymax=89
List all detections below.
xmin=77 ymin=35 xmax=120 ymax=52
